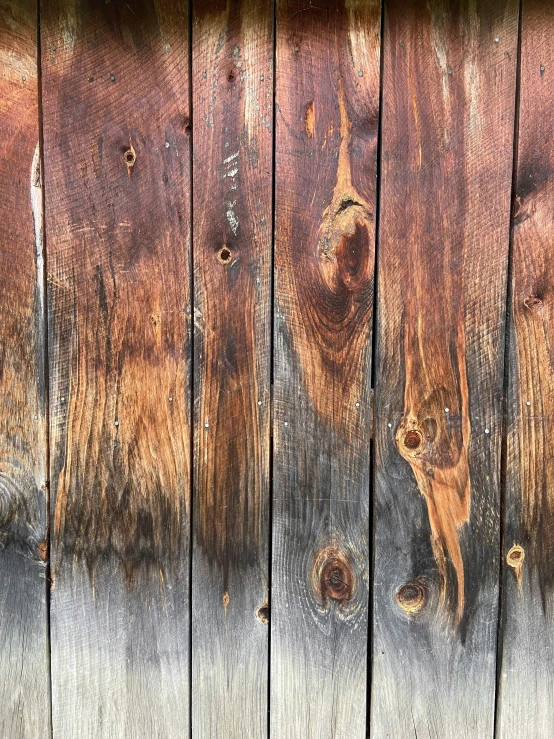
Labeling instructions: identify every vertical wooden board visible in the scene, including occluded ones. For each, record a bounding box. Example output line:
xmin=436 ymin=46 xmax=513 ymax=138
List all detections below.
xmin=191 ymin=2 xmax=272 ymax=736
xmin=272 ymin=2 xmax=380 ymax=737
xmin=41 ymin=1 xmax=191 ymax=736
xmin=372 ymin=1 xmax=518 ymax=736
xmin=497 ymin=3 xmax=554 ymax=736
xmin=0 ymin=2 xmax=50 ymax=736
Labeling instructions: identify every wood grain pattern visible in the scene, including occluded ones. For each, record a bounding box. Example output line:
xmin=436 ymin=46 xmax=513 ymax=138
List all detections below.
xmin=371 ymin=1 xmax=518 ymax=736
xmin=271 ymin=2 xmax=380 ymax=737
xmin=497 ymin=3 xmax=554 ymax=736
xmin=41 ymin=1 xmax=191 ymax=735
xmin=191 ymin=1 xmax=273 ymax=736
xmin=0 ymin=2 xmax=50 ymax=736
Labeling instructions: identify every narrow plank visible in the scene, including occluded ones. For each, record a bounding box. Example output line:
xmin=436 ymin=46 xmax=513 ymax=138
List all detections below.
xmin=41 ymin=2 xmax=191 ymax=735
xmin=191 ymin=2 xmax=273 ymax=736
xmin=372 ymin=1 xmax=518 ymax=736
xmin=0 ymin=2 xmax=50 ymax=736
xmin=271 ymin=2 xmax=380 ymax=737
xmin=497 ymin=3 xmax=554 ymax=736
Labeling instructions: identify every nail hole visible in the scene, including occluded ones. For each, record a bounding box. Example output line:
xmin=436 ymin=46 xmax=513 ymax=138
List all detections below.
xmin=507 ymin=545 xmax=525 ymax=568
xmin=218 ymin=246 xmax=232 ymax=264
xmin=403 ymin=429 xmax=422 ymax=450
xmin=227 ymin=70 xmax=235 ymax=82
xmin=222 ymin=591 xmax=230 ymax=607
xmin=524 ymin=295 xmax=542 ymax=309
xmin=396 ymin=582 xmax=426 ymax=614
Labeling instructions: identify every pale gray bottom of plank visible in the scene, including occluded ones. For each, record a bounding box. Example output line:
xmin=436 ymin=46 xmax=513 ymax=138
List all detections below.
xmin=192 ymin=556 xmax=268 ymax=739
xmin=50 ymin=558 xmax=188 ymax=739
xmin=0 ymin=549 xmax=50 ymax=739
xmin=497 ymin=574 xmax=554 ymax=739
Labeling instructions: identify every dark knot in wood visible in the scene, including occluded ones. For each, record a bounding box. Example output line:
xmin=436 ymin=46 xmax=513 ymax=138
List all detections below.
xmin=403 ymin=429 xmax=422 ymax=450
xmin=313 ymin=547 xmax=355 ymax=604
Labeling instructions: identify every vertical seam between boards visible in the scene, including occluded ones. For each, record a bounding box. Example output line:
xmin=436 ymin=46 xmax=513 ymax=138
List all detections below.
xmin=493 ymin=1 xmax=523 ymax=736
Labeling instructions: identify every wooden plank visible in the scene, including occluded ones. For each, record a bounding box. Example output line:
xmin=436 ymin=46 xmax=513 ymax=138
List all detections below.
xmin=0 ymin=2 xmax=50 ymax=736
xmin=41 ymin=2 xmax=191 ymax=735
xmin=371 ymin=1 xmax=518 ymax=736
xmin=496 ymin=3 xmax=554 ymax=736
xmin=271 ymin=2 xmax=380 ymax=737
xmin=191 ymin=2 xmax=273 ymax=736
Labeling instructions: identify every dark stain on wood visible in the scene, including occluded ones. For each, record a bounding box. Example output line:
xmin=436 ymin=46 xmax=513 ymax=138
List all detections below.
xmin=43 ymin=0 xmax=191 ymax=583
xmin=192 ymin=0 xmax=272 ymax=587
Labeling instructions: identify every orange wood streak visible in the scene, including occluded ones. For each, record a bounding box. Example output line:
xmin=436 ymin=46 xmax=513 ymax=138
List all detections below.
xmin=397 ymin=302 xmax=471 ymax=624
xmin=192 ymin=0 xmax=272 ymax=581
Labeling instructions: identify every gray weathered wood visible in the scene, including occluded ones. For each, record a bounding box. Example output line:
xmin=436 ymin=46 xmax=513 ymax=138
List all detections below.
xmin=0 ymin=2 xmax=50 ymax=736
xmin=41 ymin=1 xmax=191 ymax=735
xmin=371 ymin=1 xmax=518 ymax=736
xmin=271 ymin=2 xmax=381 ymax=737
xmin=497 ymin=2 xmax=554 ymax=736
xmin=191 ymin=1 xmax=273 ymax=736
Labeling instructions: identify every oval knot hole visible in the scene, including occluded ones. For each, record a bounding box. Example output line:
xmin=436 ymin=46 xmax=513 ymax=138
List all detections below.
xmin=507 ymin=544 xmax=525 ymax=568
xmin=403 ymin=429 xmax=423 ymax=450
xmin=396 ymin=582 xmax=426 ymax=614
xmin=256 ymin=602 xmax=269 ymax=625
xmin=218 ymin=246 xmax=232 ymax=265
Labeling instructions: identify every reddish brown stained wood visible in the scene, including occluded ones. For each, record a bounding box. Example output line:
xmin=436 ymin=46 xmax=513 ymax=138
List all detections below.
xmin=41 ymin=1 xmax=191 ymax=735
xmin=372 ymin=0 xmax=518 ymax=736
xmin=497 ymin=2 xmax=554 ymax=735
xmin=191 ymin=1 xmax=273 ymax=736
xmin=272 ymin=1 xmax=380 ymax=737
xmin=0 ymin=2 xmax=50 ymax=736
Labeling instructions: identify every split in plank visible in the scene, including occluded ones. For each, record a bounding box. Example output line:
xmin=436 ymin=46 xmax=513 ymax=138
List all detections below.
xmin=497 ymin=2 xmax=554 ymax=736
xmin=0 ymin=2 xmax=50 ymax=737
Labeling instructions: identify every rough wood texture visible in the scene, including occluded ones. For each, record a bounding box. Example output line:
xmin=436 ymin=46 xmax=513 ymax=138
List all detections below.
xmin=371 ymin=1 xmax=518 ymax=736
xmin=0 ymin=2 xmax=50 ymax=737
xmin=41 ymin=1 xmax=191 ymax=735
xmin=191 ymin=1 xmax=273 ymax=736
xmin=271 ymin=2 xmax=380 ymax=737
xmin=497 ymin=3 xmax=554 ymax=736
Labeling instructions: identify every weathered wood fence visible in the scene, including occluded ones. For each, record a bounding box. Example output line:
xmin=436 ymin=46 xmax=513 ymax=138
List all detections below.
xmin=0 ymin=0 xmax=552 ymax=736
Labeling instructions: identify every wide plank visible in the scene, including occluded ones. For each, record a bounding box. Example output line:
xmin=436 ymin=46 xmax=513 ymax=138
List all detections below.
xmin=497 ymin=3 xmax=554 ymax=736
xmin=0 ymin=2 xmax=50 ymax=737
xmin=191 ymin=1 xmax=273 ymax=736
xmin=41 ymin=1 xmax=191 ymax=735
xmin=371 ymin=1 xmax=518 ymax=736
xmin=271 ymin=2 xmax=381 ymax=737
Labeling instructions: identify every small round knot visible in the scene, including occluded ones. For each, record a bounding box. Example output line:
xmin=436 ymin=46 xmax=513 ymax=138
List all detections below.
xmin=403 ymin=429 xmax=422 ymax=450
xmin=506 ymin=544 xmax=524 ymax=568
xmin=396 ymin=582 xmax=426 ymax=614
